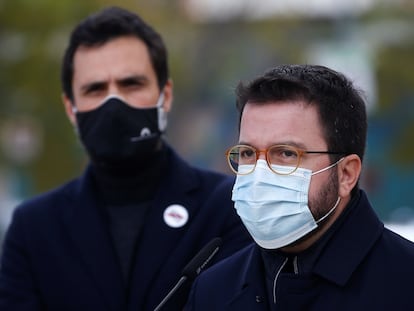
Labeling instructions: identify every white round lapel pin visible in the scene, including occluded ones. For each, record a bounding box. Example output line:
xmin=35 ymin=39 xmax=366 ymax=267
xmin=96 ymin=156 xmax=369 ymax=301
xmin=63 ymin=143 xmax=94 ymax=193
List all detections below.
xmin=163 ymin=204 xmax=189 ymax=228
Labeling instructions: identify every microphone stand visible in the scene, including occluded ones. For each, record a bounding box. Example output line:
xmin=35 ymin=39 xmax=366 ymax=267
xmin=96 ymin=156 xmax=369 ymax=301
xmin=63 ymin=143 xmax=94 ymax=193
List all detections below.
xmin=152 ymin=237 xmax=222 ymax=311
xmin=153 ymin=276 xmax=187 ymax=311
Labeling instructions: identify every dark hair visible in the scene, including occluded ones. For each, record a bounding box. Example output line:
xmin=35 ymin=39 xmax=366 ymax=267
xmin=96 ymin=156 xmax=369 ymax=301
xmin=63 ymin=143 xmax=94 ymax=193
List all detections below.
xmin=235 ymin=64 xmax=368 ymax=164
xmin=61 ymin=6 xmax=169 ymax=100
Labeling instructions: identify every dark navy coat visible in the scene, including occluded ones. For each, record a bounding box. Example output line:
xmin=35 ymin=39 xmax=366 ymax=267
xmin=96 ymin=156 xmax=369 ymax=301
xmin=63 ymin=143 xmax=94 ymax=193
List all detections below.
xmin=186 ymin=191 xmax=414 ymax=310
xmin=0 ymin=147 xmax=251 ymax=311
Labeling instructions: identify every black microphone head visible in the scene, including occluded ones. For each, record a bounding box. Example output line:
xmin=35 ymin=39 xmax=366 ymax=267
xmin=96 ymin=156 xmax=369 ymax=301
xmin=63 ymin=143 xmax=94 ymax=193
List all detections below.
xmin=181 ymin=237 xmax=222 ymax=281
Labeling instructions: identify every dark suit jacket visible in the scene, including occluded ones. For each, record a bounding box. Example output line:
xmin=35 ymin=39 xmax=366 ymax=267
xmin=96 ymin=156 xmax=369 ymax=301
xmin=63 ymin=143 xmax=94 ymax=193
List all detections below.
xmin=186 ymin=190 xmax=414 ymax=310
xmin=0 ymin=147 xmax=251 ymax=310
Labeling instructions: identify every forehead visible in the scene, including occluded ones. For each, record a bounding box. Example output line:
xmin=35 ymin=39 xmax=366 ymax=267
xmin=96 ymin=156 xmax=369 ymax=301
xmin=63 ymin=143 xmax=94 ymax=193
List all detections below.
xmin=72 ymin=36 xmax=156 ymax=83
xmin=239 ymin=100 xmax=327 ymax=148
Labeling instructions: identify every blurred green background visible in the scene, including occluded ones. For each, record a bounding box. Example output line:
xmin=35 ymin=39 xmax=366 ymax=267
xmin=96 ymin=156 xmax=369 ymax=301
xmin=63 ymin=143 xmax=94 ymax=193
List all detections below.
xmin=0 ymin=0 xmax=413 ymax=239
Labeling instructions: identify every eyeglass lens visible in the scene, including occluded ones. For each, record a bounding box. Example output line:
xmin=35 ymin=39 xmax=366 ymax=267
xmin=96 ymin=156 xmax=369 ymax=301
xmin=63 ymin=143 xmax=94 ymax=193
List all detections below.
xmin=227 ymin=145 xmax=300 ymax=175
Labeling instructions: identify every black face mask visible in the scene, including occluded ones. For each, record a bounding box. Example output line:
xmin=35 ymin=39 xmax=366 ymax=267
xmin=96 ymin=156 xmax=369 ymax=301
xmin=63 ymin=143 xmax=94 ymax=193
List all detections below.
xmin=75 ymin=95 xmax=167 ymax=168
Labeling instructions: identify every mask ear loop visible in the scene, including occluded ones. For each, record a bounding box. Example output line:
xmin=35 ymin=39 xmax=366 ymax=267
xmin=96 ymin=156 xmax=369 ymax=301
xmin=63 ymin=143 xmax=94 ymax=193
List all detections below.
xmin=312 ymin=157 xmax=345 ymax=176
xmin=316 ymin=197 xmax=341 ymax=224
xmin=156 ymin=91 xmax=167 ymax=132
xmin=312 ymin=157 xmax=344 ymax=224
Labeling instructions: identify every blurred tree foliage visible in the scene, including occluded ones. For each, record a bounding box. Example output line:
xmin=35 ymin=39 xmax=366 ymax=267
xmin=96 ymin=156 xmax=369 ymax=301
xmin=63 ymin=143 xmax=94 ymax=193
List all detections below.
xmin=375 ymin=42 xmax=414 ymax=164
xmin=0 ymin=1 xmax=413 ymax=218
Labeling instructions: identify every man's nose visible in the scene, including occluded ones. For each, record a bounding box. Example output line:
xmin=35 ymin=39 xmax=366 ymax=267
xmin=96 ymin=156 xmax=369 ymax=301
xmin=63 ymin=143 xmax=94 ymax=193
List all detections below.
xmin=108 ymin=84 xmax=121 ymax=96
xmin=257 ymin=150 xmax=267 ymax=160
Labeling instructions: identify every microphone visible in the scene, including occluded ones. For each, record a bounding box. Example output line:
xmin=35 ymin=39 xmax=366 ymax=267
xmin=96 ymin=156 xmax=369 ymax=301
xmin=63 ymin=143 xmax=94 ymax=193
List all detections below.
xmin=153 ymin=237 xmax=222 ymax=311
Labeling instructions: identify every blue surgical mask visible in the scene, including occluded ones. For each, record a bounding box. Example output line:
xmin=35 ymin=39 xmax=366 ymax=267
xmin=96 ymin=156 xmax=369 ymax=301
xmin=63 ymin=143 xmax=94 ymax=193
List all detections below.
xmin=232 ymin=159 xmax=342 ymax=249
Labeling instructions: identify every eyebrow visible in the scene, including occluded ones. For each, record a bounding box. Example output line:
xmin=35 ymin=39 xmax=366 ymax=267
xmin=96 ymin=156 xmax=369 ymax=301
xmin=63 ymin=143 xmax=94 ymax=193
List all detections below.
xmin=238 ymin=141 xmax=308 ymax=150
xmin=80 ymin=81 xmax=106 ymax=94
xmin=117 ymin=75 xmax=149 ymax=86
xmin=79 ymin=74 xmax=150 ymax=94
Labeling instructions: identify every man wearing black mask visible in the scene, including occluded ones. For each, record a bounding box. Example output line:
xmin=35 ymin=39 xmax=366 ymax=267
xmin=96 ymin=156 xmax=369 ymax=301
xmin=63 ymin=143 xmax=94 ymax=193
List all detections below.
xmin=0 ymin=6 xmax=251 ymax=311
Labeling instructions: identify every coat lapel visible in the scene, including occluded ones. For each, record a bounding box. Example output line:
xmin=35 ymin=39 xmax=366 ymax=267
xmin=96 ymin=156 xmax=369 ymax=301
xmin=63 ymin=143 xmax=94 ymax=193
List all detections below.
xmin=127 ymin=150 xmax=200 ymax=310
xmin=313 ymin=191 xmax=383 ymax=286
xmin=226 ymin=245 xmax=269 ymax=310
xmin=62 ymin=167 xmax=125 ymax=311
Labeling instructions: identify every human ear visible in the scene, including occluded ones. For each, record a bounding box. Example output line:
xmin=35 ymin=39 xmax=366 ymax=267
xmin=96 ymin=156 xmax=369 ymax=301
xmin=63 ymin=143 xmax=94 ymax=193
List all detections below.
xmin=161 ymin=79 xmax=173 ymax=113
xmin=337 ymin=154 xmax=362 ymax=198
xmin=62 ymin=94 xmax=77 ymax=126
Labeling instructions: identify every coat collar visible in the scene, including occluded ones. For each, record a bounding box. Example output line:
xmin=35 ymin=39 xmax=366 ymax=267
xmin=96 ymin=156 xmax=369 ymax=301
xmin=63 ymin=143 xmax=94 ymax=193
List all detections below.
xmin=63 ymin=145 xmax=203 ymax=310
xmin=312 ymin=190 xmax=384 ymax=286
xmin=229 ymin=190 xmax=384 ymax=308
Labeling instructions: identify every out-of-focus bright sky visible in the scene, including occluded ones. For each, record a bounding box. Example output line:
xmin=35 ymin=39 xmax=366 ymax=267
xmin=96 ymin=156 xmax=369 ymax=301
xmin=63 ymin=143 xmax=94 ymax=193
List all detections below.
xmin=183 ymin=0 xmax=391 ymax=21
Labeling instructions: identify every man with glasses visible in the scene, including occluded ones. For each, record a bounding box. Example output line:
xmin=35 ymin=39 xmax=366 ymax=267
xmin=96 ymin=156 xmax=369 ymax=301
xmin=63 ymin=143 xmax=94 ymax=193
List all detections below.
xmin=185 ymin=64 xmax=414 ymax=310
xmin=0 ymin=6 xmax=251 ymax=311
